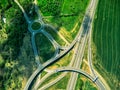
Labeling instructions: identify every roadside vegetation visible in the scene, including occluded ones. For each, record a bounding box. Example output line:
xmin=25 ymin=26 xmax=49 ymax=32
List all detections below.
xmin=44 ymin=26 xmax=66 ymax=46
xmin=38 ymin=72 xmax=62 ymax=89
xmin=48 ymin=73 xmax=70 ymax=90
xmin=75 ymin=61 xmax=97 ymax=90
xmin=76 ymin=74 xmax=97 ymax=90
xmin=48 ymin=51 xmax=73 ymax=69
xmin=83 ymin=80 xmax=97 ymax=90
xmin=92 ymin=0 xmax=120 ymax=89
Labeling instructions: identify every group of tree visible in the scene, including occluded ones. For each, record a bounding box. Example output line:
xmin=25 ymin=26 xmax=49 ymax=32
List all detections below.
xmin=0 ymin=0 xmax=30 ymax=89
xmin=38 ymin=0 xmax=63 ymax=16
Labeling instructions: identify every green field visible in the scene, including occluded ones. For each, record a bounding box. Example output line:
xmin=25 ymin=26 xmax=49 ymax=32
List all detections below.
xmin=38 ymin=0 xmax=89 ymax=41
xmin=93 ymin=0 xmax=120 ymax=89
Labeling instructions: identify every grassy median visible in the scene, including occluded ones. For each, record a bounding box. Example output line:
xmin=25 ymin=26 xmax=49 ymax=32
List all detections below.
xmin=35 ymin=33 xmax=55 ymax=63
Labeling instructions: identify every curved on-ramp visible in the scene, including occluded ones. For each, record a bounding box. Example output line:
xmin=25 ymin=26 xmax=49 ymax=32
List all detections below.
xmin=55 ymin=67 xmax=105 ymax=90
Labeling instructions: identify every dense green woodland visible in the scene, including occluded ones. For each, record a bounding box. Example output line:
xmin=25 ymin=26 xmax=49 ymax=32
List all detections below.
xmin=0 ymin=0 xmax=35 ymax=89
xmin=93 ymin=0 xmax=120 ymax=89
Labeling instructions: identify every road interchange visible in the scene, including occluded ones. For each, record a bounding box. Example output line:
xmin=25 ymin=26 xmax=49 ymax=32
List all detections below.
xmin=14 ymin=0 xmax=108 ymax=90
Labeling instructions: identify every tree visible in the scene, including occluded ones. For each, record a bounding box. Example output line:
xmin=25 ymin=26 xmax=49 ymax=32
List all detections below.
xmin=0 ymin=55 xmax=4 ymax=67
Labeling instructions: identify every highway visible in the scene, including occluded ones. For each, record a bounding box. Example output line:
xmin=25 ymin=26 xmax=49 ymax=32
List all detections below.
xmin=87 ymin=1 xmax=103 ymax=88
xmin=65 ymin=0 xmax=105 ymax=90
xmin=67 ymin=0 xmax=105 ymax=87
xmin=87 ymin=6 xmax=96 ymax=77
xmin=66 ymin=0 xmax=96 ymax=89
xmin=66 ymin=26 xmax=89 ymax=90
xmin=14 ymin=0 xmax=107 ymax=90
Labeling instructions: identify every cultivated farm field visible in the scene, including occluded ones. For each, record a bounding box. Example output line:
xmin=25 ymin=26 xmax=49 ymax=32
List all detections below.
xmin=93 ymin=0 xmax=120 ymax=89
